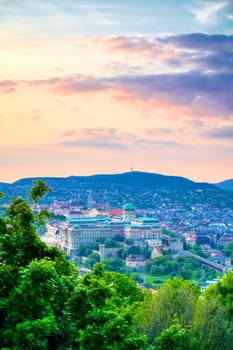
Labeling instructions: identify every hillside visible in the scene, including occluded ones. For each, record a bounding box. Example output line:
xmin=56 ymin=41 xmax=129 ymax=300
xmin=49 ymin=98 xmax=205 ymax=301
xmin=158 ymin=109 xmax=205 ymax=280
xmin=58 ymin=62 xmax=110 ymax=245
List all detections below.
xmin=216 ymin=179 xmax=233 ymax=191
xmin=4 ymin=171 xmax=215 ymax=191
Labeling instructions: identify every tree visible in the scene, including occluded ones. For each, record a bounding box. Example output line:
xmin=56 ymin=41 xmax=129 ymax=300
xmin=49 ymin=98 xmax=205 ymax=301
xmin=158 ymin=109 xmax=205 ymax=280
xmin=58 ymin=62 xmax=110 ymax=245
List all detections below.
xmin=102 ymin=258 xmax=124 ymax=272
xmin=154 ymin=323 xmax=190 ymax=350
xmin=62 ymin=264 xmax=147 ymax=349
xmin=0 ymin=182 xmax=147 ymax=349
xmin=114 ymin=234 xmax=124 ymax=242
xmin=191 ymin=297 xmax=233 ymax=350
xmin=204 ymin=271 xmax=233 ymax=318
xmin=222 ymin=242 xmax=233 ymax=262
xmin=134 ymin=278 xmax=199 ymax=344
xmin=125 ymin=238 xmax=134 ymax=245
xmin=29 ymin=180 xmax=52 ymax=203
xmin=130 ymin=272 xmax=144 ymax=284
xmin=84 ymin=252 xmax=100 ymax=269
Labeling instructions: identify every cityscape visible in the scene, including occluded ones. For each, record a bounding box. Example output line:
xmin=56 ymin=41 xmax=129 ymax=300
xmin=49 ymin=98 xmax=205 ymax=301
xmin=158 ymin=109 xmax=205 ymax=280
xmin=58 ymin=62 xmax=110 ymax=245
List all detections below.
xmin=1 ymin=0 xmax=233 ymax=348
xmin=2 ymin=171 xmax=232 ymax=291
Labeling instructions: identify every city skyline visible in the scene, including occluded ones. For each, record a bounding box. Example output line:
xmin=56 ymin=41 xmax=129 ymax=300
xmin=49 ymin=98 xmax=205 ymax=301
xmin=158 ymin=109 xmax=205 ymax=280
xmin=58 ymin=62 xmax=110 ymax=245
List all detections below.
xmin=0 ymin=0 xmax=233 ymax=183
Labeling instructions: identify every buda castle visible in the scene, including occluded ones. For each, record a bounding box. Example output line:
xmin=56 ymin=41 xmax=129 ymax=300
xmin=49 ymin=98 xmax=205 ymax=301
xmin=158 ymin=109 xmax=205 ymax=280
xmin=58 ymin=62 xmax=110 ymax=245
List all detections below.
xmin=42 ymin=203 xmax=162 ymax=260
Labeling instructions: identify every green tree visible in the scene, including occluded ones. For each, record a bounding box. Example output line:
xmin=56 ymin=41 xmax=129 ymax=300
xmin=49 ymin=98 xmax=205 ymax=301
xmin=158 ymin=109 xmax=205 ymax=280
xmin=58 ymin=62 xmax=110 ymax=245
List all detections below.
xmin=134 ymin=278 xmax=199 ymax=344
xmin=84 ymin=252 xmax=100 ymax=269
xmin=29 ymin=180 xmax=52 ymax=203
xmin=154 ymin=323 xmax=190 ymax=350
xmin=204 ymin=271 xmax=233 ymax=318
xmin=0 ymin=182 xmax=147 ymax=349
xmin=102 ymin=258 xmax=124 ymax=272
xmin=223 ymin=242 xmax=233 ymax=262
xmin=125 ymin=238 xmax=134 ymax=245
xmin=191 ymin=297 xmax=233 ymax=350
xmin=130 ymin=272 xmax=144 ymax=284
xmin=62 ymin=264 xmax=146 ymax=349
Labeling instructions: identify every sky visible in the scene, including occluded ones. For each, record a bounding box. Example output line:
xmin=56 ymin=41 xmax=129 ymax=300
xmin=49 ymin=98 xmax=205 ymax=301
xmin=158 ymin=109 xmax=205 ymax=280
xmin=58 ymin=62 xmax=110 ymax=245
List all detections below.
xmin=0 ymin=0 xmax=233 ymax=183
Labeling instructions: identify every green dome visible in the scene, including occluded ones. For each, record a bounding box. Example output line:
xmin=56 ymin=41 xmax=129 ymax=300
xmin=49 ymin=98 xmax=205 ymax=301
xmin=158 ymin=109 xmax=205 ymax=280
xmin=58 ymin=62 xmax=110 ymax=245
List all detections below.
xmin=123 ymin=203 xmax=135 ymax=211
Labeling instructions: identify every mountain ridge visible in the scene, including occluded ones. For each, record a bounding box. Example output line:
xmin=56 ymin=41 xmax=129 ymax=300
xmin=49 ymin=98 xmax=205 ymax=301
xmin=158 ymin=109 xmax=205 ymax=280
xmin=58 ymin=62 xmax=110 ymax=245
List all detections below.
xmin=216 ymin=179 xmax=233 ymax=191
xmin=1 ymin=171 xmax=216 ymax=190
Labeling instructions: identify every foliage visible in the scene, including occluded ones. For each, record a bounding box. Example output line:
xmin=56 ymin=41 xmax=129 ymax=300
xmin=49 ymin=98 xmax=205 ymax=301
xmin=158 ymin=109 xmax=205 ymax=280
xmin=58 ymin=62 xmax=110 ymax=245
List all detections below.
xmin=188 ymin=244 xmax=207 ymax=258
xmin=84 ymin=252 xmax=100 ymax=269
xmin=49 ymin=212 xmax=67 ymax=221
xmin=145 ymin=254 xmax=204 ymax=280
xmin=134 ymin=278 xmax=200 ymax=344
xmin=0 ymin=181 xmax=233 ymax=349
xmin=204 ymin=271 xmax=233 ymax=318
xmin=77 ymin=244 xmax=93 ymax=257
xmin=104 ymin=239 xmax=120 ymax=248
xmin=0 ymin=183 xmax=146 ymax=349
xmin=125 ymin=238 xmax=134 ymax=245
xmin=62 ymin=263 xmax=147 ymax=349
xmin=162 ymin=229 xmax=177 ymax=238
xmin=130 ymin=272 xmax=144 ymax=284
xmin=102 ymin=258 xmax=125 ymax=273
xmin=191 ymin=296 xmax=233 ymax=350
xmin=154 ymin=323 xmax=190 ymax=350
xmin=222 ymin=242 xmax=233 ymax=263
xmin=113 ymin=234 xmax=124 ymax=242
xmin=29 ymin=180 xmax=52 ymax=203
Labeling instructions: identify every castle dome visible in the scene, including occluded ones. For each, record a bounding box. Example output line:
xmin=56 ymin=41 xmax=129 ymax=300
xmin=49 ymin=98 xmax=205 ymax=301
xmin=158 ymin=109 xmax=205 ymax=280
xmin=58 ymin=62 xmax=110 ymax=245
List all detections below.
xmin=123 ymin=203 xmax=135 ymax=211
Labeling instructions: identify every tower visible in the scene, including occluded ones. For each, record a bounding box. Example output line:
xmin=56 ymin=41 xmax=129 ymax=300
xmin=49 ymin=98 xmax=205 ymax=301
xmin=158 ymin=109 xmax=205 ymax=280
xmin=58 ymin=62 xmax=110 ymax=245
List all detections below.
xmin=87 ymin=190 xmax=93 ymax=209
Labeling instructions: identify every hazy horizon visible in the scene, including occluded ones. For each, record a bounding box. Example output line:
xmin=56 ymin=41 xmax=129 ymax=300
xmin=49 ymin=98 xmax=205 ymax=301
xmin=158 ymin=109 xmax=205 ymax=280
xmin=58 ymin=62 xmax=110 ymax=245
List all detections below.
xmin=1 ymin=0 xmax=232 ymax=183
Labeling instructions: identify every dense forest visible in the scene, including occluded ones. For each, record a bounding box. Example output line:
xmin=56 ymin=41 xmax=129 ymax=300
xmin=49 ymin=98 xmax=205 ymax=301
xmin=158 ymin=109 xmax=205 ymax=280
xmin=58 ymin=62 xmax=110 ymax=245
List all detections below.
xmin=0 ymin=181 xmax=233 ymax=349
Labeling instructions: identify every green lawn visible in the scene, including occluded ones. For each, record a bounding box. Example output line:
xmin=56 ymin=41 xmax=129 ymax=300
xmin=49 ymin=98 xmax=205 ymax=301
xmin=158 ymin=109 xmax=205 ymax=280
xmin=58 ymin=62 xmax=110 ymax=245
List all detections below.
xmin=144 ymin=274 xmax=171 ymax=289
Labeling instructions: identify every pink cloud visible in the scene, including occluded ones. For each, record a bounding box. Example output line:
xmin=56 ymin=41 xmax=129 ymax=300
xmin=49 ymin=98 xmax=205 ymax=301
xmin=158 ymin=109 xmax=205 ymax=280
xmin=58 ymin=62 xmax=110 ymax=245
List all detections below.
xmin=4 ymin=70 xmax=233 ymax=122
xmin=30 ymin=115 xmax=40 ymax=121
xmin=53 ymin=77 xmax=110 ymax=95
xmin=112 ymin=85 xmax=196 ymax=121
xmin=28 ymin=76 xmax=110 ymax=95
xmin=1 ymin=87 xmax=16 ymax=94
xmin=57 ymin=126 xmax=183 ymax=151
xmin=61 ymin=130 xmax=78 ymax=137
xmin=0 ymin=80 xmax=17 ymax=94
xmin=104 ymin=36 xmax=181 ymax=60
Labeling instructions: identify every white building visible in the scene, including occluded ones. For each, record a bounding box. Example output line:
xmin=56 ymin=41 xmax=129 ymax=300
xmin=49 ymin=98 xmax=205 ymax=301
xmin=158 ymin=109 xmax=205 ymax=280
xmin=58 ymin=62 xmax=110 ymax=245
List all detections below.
xmin=58 ymin=218 xmax=112 ymax=259
xmin=124 ymin=217 xmax=161 ymax=241
xmin=126 ymin=257 xmax=150 ymax=270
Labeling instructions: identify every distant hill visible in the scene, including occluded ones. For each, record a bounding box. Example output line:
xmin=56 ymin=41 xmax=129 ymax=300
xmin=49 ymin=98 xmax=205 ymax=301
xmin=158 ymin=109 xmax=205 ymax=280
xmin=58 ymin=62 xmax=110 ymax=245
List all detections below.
xmin=216 ymin=179 xmax=233 ymax=191
xmin=4 ymin=171 xmax=215 ymax=191
xmin=0 ymin=182 xmax=8 ymax=191
xmin=0 ymin=171 xmax=226 ymax=209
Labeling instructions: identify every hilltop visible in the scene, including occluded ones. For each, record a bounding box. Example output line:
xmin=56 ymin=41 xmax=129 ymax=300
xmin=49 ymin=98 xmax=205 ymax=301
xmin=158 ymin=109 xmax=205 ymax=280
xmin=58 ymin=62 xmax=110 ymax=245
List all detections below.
xmin=2 ymin=171 xmax=215 ymax=191
xmin=0 ymin=171 xmax=220 ymax=208
xmin=216 ymin=179 xmax=233 ymax=191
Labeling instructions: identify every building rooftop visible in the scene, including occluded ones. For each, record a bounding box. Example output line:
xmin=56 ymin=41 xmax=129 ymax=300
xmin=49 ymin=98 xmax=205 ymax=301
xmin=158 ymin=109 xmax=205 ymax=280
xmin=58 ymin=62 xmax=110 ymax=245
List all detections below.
xmin=123 ymin=203 xmax=135 ymax=211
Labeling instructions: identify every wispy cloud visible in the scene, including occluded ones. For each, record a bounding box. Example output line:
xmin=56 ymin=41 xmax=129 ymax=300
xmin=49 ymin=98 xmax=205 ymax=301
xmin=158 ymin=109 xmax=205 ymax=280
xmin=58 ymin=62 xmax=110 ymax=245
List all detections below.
xmin=161 ymin=33 xmax=233 ymax=52
xmin=60 ymin=139 xmax=126 ymax=149
xmin=207 ymin=126 xmax=233 ymax=138
xmin=3 ymin=66 xmax=233 ymax=119
xmin=104 ymin=36 xmax=162 ymax=58
xmin=0 ymin=80 xmax=17 ymax=93
xmin=58 ymin=127 xmax=183 ymax=150
xmin=187 ymin=1 xmax=229 ymax=24
xmin=226 ymin=14 xmax=233 ymax=20
xmin=58 ymin=127 xmax=128 ymax=150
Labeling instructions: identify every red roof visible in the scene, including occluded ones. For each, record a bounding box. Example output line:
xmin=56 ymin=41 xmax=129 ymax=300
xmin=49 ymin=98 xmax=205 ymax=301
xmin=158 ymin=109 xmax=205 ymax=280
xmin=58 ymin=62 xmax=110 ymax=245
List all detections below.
xmin=154 ymin=246 xmax=162 ymax=255
xmin=108 ymin=209 xmax=123 ymax=217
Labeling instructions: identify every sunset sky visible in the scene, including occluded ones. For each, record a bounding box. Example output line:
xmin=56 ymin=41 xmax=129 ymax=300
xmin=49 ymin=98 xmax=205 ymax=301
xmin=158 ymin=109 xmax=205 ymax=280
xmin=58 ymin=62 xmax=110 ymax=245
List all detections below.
xmin=0 ymin=0 xmax=233 ymax=183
